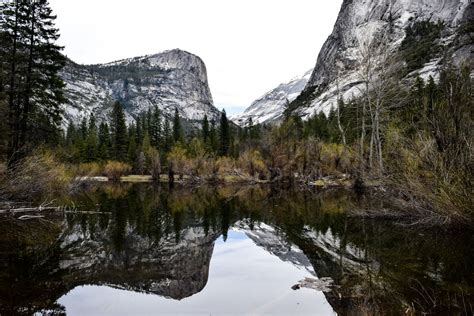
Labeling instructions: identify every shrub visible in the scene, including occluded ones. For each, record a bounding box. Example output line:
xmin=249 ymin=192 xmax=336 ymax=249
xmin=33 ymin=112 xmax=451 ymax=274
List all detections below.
xmin=71 ymin=162 xmax=102 ymax=177
xmin=216 ymin=157 xmax=235 ymax=175
xmin=104 ymin=161 xmax=131 ymax=181
xmin=167 ymin=145 xmax=188 ymax=179
xmin=147 ymin=148 xmax=161 ymax=181
xmin=237 ymin=150 xmax=266 ymax=178
xmin=0 ymin=151 xmax=72 ymax=199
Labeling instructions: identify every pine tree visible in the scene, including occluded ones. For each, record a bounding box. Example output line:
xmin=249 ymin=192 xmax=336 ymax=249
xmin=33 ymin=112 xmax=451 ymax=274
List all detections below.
xmin=84 ymin=114 xmax=98 ymax=161
xmin=150 ymin=105 xmax=161 ymax=148
xmin=209 ymin=119 xmax=218 ymax=152
xmin=98 ymin=122 xmax=111 ymax=160
xmin=80 ymin=117 xmax=88 ymax=140
xmin=111 ymin=101 xmax=128 ymax=161
xmin=202 ymin=114 xmax=209 ymax=144
xmin=162 ymin=117 xmax=171 ymax=153
xmin=65 ymin=122 xmax=76 ymax=147
xmin=1 ymin=0 xmax=66 ymax=165
xmin=127 ymin=134 xmax=137 ymax=165
xmin=219 ymin=110 xmax=230 ymax=156
xmin=142 ymin=132 xmax=151 ymax=153
xmin=173 ymin=107 xmax=184 ymax=144
xmin=135 ymin=116 xmax=142 ymax=145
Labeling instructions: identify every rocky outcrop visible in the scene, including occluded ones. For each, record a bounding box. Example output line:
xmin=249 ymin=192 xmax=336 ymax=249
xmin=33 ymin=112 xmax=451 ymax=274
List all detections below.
xmin=60 ymin=49 xmax=220 ymax=126
xmin=295 ymin=0 xmax=473 ymax=119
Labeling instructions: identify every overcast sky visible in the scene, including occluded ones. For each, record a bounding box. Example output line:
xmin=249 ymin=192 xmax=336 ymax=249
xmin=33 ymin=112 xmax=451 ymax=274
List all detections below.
xmin=49 ymin=0 xmax=343 ymax=116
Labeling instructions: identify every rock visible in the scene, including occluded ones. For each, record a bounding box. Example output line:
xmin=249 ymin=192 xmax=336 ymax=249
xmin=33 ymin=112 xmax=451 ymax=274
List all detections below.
xmin=231 ymin=69 xmax=312 ymax=126
xmin=60 ymin=49 xmax=220 ymax=127
xmin=297 ymin=0 xmax=473 ymax=120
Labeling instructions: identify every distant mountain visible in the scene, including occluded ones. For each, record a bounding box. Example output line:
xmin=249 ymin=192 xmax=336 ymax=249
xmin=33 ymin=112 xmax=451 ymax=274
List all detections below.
xmin=231 ymin=69 xmax=312 ymax=126
xmin=292 ymin=0 xmax=473 ymax=119
xmin=60 ymin=49 xmax=221 ymax=126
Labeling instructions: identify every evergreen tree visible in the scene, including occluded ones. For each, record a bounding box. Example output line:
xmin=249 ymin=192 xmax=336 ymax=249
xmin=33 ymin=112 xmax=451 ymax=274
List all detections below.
xmin=1 ymin=0 xmax=66 ymax=165
xmin=80 ymin=117 xmax=88 ymax=140
xmin=209 ymin=119 xmax=218 ymax=152
xmin=84 ymin=114 xmax=98 ymax=161
xmin=162 ymin=117 xmax=172 ymax=153
xmin=219 ymin=110 xmax=230 ymax=156
xmin=150 ymin=105 xmax=162 ymax=148
xmin=127 ymin=133 xmax=137 ymax=165
xmin=142 ymin=132 xmax=151 ymax=153
xmin=65 ymin=122 xmax=76 ymax=147
xmin=135 ymin=116 xmax=142 ymax=145
xmin=98 ymin=122 xmax=111 ymax=161
xmin=202 ymin=114 xmax=209 ymax=144
xmin=173 ymin=107 xmax=184 ymax=144
xmin=110 ymin=101 xmax=128 ymax=161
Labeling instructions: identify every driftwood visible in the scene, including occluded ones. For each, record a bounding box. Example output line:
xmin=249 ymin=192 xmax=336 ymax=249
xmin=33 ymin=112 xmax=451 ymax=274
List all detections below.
xmin=18 ymin=215 xmax=46 ymax=220
xmin=64 ymin=210 xmax=111 ymax=215
xmin=0 ymin=206 xmax=62 ymax=214
xmin=0 ymin=200 xmax=66 ymax=220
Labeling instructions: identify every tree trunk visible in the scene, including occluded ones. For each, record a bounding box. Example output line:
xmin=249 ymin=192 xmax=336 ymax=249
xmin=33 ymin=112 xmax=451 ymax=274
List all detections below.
xmin=20 ymin=2 xmax=35 ymax=148
xmin=7 ymin=0 xmax=19 ymax=167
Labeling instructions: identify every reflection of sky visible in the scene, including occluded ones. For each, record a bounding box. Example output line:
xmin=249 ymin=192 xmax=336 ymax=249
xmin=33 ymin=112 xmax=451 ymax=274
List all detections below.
xmin=59 ymin=230 xmax=336 ymax=315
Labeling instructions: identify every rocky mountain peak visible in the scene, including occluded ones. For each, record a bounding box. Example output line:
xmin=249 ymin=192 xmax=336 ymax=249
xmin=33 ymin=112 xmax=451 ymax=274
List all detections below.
xmin=60 ymin=48 xmax=219 ymax=126
xmin=297 ymin=0 xmax=472 ymax=119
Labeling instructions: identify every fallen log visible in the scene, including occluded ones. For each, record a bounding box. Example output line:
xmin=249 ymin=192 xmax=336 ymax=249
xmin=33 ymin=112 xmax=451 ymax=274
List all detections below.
xmin=18 ymin=215 xmax=46 ymax=220
xmin=64 ymin=210 xmax=111 ymax=215
xmin=0 ymin=206 xmax=63 ymax=214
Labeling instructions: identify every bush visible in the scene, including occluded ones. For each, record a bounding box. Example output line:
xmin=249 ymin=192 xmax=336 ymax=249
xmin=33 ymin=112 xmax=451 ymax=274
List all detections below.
xmin=0 ymin=151 xmax=72 ymax=199
xmin=71 ymin=162 xmax=102 ymax=177
xmin=386 ymin=131 xmax=473 ymax=225
xmin=237 ymin=150 xmax=266 ymax=178
xmin=167 ymin=145 xmax=188 ymax=179
xmin=104 ymin=161 xmax=131 ymax=181
xmin=147 ymin=148 xmax=161 ymax=181
xmin=216 ymin=157 xmax=235 ymax=175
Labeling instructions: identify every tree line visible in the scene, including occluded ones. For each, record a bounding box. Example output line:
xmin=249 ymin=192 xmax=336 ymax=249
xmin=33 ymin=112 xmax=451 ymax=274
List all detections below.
xmin=0 ymin=0 xmax=66 ymax=166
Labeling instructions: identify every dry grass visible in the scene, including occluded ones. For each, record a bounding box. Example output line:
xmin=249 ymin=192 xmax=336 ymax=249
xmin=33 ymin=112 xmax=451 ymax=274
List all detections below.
xmin=385 ymin=128 xmax=473 ymax=226
xmin=104 ymin=161 xmax=132 ymax=181
xmin=0 ymin=151 xmax=74 ymax=200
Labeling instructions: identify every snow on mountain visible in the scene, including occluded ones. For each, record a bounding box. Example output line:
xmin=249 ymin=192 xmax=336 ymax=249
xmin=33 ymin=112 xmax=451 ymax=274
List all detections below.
xmin=295 ymin=0 xmax=473 ymax=120
xmin=233 ymin=220 xmax=316 ymax=275
xmin=60 ymin=49 xmax=220 ymax=126
xmin=231 ymin=69 xmax=312 ymax=126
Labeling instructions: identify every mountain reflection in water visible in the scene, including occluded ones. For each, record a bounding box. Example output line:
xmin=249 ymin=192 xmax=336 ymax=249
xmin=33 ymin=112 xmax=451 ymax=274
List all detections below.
xmin=0 ymin=184 xmax=473 ymax=315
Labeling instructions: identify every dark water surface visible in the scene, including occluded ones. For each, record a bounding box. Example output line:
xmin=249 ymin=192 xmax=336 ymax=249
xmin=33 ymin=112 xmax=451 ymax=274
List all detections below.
xmin=0 ymin=184 xmax=473 ymax=315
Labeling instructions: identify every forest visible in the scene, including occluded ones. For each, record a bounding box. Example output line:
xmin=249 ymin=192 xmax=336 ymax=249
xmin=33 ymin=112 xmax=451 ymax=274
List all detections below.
xmin=0 ymin=0 xmax=472 ymax=226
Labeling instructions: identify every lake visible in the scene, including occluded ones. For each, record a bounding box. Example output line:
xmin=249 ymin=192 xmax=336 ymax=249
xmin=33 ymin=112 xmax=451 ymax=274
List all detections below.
xmin=0 ymin=184 xmax=473 ymax=315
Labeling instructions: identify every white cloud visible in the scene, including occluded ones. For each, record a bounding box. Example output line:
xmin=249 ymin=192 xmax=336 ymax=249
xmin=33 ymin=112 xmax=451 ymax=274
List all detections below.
xmin=49 ymin=0 xmax=343 ymax=114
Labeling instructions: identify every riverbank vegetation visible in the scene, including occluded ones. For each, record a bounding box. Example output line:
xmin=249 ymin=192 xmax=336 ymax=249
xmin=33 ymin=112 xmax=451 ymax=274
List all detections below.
xmin=0 ymin=1 xmax=472 ymax=226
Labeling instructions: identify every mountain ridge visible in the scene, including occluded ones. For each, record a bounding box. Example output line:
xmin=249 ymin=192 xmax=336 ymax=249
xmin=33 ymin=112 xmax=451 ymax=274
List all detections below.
xmin=295 ymin=0 xmax=473 ymax=120
xmin=60 ymin=48 xmax=220 ymax=126
xmin=231 ymin=69 xmax=313 ymax=126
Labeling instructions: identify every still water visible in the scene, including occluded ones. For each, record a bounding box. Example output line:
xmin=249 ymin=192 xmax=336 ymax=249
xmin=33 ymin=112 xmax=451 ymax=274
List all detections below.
xmin=0 ymin=184 xmax=473 ymax=315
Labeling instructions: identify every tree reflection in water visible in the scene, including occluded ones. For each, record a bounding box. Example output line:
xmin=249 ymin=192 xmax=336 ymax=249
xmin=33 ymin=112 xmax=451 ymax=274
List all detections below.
xmin=0 ymin=184 xmax=473 ymax=315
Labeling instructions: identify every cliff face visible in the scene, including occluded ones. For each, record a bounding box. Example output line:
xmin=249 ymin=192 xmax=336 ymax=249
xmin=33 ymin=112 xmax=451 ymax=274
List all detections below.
xmin=60 ymin=49 xmax=220 ymax=125
xmin=295 ymin=0 xmax=473 ymax=119
xmin=231 ymin=69 xmax=312 ymax=126
xmin=58 ymin=224 xmax=220 ymax=300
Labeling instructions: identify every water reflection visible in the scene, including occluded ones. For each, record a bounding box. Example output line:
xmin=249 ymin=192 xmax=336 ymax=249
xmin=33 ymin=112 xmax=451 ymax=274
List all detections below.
xmin=59 ymin=230 xmax=334 ymax=315
xmin=0 ymin=184 xmax=473 ymax=315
